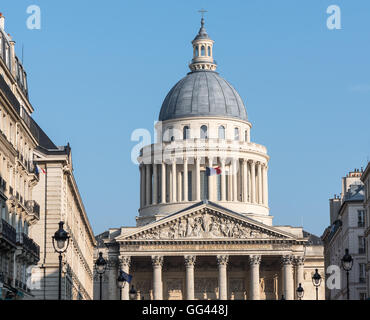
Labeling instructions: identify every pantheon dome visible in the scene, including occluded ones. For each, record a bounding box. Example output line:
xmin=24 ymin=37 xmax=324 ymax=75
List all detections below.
xmin=159 ymin=17 xmax=247 ymax=122
xmin=159 ymin=71 xmax=248 ymax=122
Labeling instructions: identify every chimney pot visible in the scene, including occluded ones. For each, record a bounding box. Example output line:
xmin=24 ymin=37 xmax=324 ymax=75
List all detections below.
xmin=0 ymin=13 xmax=4 ymax=30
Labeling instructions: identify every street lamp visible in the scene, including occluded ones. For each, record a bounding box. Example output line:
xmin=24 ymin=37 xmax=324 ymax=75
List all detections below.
xmin=52 ymin=221 xmax=70 ymax=300
xmin=341 ymin=248 xmax=353 ymax=300
xmin=296 ymin=283 xmax=304 ymax=300
xmin=117 ymin=269 xmax=127 ymax=300
xmin=312 ymin=269 xmax=322 ymax=300
xmin=129 ymin=285 xmax=137 ymax=300
xmin=95 ymin=252 xmax=107 ymax=300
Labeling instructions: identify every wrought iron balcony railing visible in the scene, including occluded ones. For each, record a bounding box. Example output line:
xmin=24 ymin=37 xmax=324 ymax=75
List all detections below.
xmin=16 ymin=232 xmax=40 ymax=259
xmin=0 ymin=219 xmax=17 ymax=245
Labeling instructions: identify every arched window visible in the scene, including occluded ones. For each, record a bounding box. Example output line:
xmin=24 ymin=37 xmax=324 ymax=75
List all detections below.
xmin=218 ymin=126 xmax=225 ymax=139
xmin=200 ymin=125 xmax=208 ymax=139
xmin=208 ymin=46 xmax=211 ymax=56
xmin=201 ymin=46 xmax=205 ymax=56
xmin=234 ymin=127 xmax=240 ymax=141
xmin=163 ymin=127 xmax=174 ymax=142
xmin=245 ymin=130 xmax=248 ymax=142
xmin=183 ymin=126 xmax=190 ymax=140
xmin=195 ymin=46 xmax=199 ymax=57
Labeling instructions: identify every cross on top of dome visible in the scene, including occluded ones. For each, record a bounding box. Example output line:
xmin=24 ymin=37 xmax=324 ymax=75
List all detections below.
xmin=190 ymin=10 xmax=217 ymax=72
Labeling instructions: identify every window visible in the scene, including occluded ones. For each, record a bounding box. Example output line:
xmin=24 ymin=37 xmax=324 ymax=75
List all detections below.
xmin=358 ymin=210 xmax=365 ymax=227
xmin=200 ymin=171 xmax=209 ymax=200
xmin=217 ymin=174 xmax=221 ymax=201
xmin=359 ymin=263 xmax=366 ymax=283
xmin=245 ymin=130 xmax=248 ymax=142
xmin=188 ymin=171 xmax=192 ymax=201
xmin=181 ymin=171 xmax=192 ymax=201
xmin=183 ymin=126 xmax=190 ymax=140
xmin=359 ymin=236 xmax=366 ymax=254
xmin=200 ymin=125 xmax=208 ymax=139
xmin=208 ymin=46 xmax=211 ymax=56
xmin=218 ymin=126 xmax=225 ymax=140
xmin=234 ymin=127 xmax=240 ymax=141
xmin=163 ymin=127 xmax=174 ymax=142
xmin=195 ymin=46 xmax=199 ymax=57
xmin=201 ymin=46 xmax=205 ymax=56
xmin=360 ymin=292 xmax=367 ymax=300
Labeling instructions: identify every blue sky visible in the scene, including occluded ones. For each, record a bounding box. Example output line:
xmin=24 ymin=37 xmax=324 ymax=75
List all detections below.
xmin=2 ymin=1 xmax=370 ymax=236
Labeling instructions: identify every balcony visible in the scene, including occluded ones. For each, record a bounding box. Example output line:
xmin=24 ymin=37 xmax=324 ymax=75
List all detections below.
xmin=0 ymin=219 xmax=17 ymax=245
xmin=16 ymin=232 xmax=40 ymax=259
xmin=25 ymin=200 xmax=40 ymax=220
xmin=0 ymin=176 xmax=6 ymax=195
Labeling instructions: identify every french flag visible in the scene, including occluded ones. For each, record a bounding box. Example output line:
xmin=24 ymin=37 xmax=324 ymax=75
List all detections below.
xmin=35 ymin=165 xmax=46 ymax=174
xmin=206 ymin=167 xmax=222 ymax=176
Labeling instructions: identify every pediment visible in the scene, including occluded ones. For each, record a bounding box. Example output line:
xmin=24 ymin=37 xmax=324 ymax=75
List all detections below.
xmin=117 ymin=204 xmax=297 ymax=242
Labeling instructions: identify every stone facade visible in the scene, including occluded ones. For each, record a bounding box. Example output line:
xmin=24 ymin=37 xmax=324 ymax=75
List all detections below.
xmin=0 ymin=13 xmax=40 ymax=300
xmin=30 ymin=147 xmax=96 ymax=300
xmin=361 ymin=162 xmax=370 ymax=298
xmin=322 ymin=169 xmax=367 ymax=300
xmin=0 ymin=13 xmax=95 ymax=300
xmin=94 ymin=18 xmax=325 ymax=300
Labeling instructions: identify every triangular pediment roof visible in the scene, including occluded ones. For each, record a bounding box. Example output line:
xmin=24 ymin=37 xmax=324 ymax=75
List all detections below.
xmin=116 ymin=202 xmax=303 ymax=242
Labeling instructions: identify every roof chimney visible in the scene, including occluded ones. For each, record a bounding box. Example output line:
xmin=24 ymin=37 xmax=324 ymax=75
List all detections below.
xmin=0 ymin=13 xmax=4 ymax=30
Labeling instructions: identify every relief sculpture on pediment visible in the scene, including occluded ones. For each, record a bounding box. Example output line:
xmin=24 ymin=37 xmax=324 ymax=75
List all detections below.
xmin=131 ymin=211 xmax=284 ymax=240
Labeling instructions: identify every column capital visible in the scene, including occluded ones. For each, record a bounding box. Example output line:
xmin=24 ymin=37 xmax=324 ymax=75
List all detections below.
xmin=294 ymin=256 xmax=305 ymax=266
xmin=216 ymin=255 xmax=229 ymax=266
xmin=152 ymin=255 xmax=164 ymax=267
xmin=242 ymin=158 xmax=249 ymax=164
xmin=249 ymin=255 xmax=261 ymax=266
xmin=119 ymin=256 xmax=131 ymax=268
xmin=184 ymin=255 xmax=196 ymax=267
xmin=249 ymin=159 xmax=255 ymax=166
xmin=281 ymin=255 xmax=293 ymax=266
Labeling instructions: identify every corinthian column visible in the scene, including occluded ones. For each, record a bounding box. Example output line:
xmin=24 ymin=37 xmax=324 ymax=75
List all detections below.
xmin=161 ymin=163 xmax=166 ymax=204
xmin=152 ymin=256 xmax=164 ymax=300
xmin=250 ymin=161 xmax=256 ymax=204
xmin=249 ymin=255 xmax=261 ymax=300
xmin=242 ymin=159 xmax=248 ymax=203
xmin=257 ymin=162 xmax=262 ymax=204
xmin=140 ymin=164 xmax=144 ymax=208
xmin=184 ymin=255 xmax=196 ymax=300
xmin=107 ymin=258 xmax=118 ymax=300
xmin=145 ymin=164 xmax=151 ymax=206
xmin=120 ymin=256 xmax=131 ymax=300
xmin=220 ymin=158 xmax=226 ymax=201
xmin=183 ymin=157 xmax=188 ymax=201
xmin=208 ymin=157 xmax=214 ymax=201
xmin=195 ymin=157 xmax=201 ymax=201
xmin=217 ymin=255 xmax=229 ymax=300
xmin=232 ymin=159 xmax=238 ymax=202
xmin=281 ymin=255 xmax=294 ymax=300
xmin=153 ymin=164 xmax=158 ymax=205
xmin=172 ymin=159 xmax=177 ymax=203
xmin=294 ymin=256 xmax=305 ymax=299
xmin=262 ymin=164 xmax=268 ymax=206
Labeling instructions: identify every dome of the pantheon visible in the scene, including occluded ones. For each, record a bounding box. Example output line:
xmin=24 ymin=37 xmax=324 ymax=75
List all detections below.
xmin=158 ymin=18 xmax=248 ymax=122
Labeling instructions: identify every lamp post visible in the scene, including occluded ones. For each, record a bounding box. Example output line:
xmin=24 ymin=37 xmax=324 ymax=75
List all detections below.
xmin=296 ymin=283 xmax=304 ymax=300
xmin=117 ymin=269 xmax=126 ymax=300
xmin=129 ymin=285 xmax=137 ymax=300
xmin=341 ymin=248 xmax=353 ymax=300
xmin=95 ymin=252 xmax=107 ymax=300
xmin=52 ymin=221 xmax=70 ymax=300
xmin=312 ymin=269 xmax=322 ymax=300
